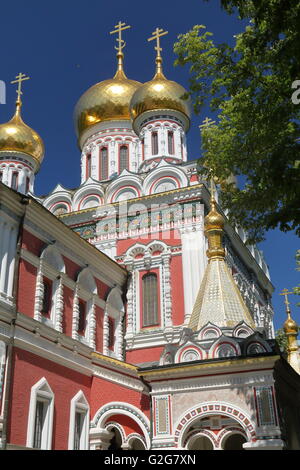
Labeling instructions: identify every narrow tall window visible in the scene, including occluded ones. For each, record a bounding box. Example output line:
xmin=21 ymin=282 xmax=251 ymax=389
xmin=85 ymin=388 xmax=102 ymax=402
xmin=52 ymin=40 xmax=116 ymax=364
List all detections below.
xmin=108 ymin=317 xmax=115 ymax=351
xmin=86 ymin=154 xmax=91 ymax=178
xmin=11 ymin=171 xmax=18 ymax=190
xmin=142 ymin=273 xmax=159 ymax=327
xmin=0 ymin=171 xmax=3 ymax=183
xmin=42 ymin=279 xmax=52 ymax=317
xmin=100 ymin=147 xmax=108 ymax=180
xmin=141 ymin=138 xmax=145 ymax=160
xmin=78 ymin=301 xmax=86 ymax=334
xmin=168 ymin=131 xmax=174 ymax=155
xmin=33 ymin=400 xmax=46 ymax=449
xmin=25 ymin=176 xmax=30 ymax=193
xmin=152 ymin=132 xmax=158 ymax=155
xmin=74 ymin=412 xmax=85 ymax=450
xmin=119 ymin=145 xmax=129 ymax=173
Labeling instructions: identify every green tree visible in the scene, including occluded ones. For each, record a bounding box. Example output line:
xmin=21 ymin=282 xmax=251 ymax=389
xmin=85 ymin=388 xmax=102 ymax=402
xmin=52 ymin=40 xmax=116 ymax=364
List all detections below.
xmin=174 ymin=0 xmax=300 ymax=243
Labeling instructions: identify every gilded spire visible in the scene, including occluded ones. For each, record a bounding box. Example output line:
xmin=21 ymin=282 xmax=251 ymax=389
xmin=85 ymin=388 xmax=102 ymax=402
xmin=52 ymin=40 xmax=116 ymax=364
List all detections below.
xmin=204 ymin=171 xmax=225 ymax=260
xmin=188 ymin=170 xmax=255 ymax=331
xmin=110 ymin=21 xmax=131 ymax=78
xmin=280 ymin=289 xmax=300 ymax=374
xmin=148 ymin=27 xmax=168 ymax=79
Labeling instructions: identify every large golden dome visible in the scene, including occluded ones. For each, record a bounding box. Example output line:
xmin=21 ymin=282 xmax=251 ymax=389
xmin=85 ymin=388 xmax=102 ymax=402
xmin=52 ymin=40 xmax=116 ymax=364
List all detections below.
xmin=0 ymin=102 xmax=44 ymax=168
xmin=74 ymin=53 xmax=142 ymax=142
xmin=130 ymin=57 xmax=191 ymax=130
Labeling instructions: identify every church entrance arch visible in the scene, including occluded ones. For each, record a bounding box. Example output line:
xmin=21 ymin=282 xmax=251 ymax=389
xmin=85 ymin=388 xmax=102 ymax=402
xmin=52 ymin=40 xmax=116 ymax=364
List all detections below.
xmin=175 ymin=402 xmax=256 ymax=450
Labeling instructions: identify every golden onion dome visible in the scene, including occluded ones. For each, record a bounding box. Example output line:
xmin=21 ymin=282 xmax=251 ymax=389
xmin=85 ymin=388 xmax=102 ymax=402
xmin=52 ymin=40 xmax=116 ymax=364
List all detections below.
xmin=74 ymin=53 xmax=142 ymax=143
xmin=130 ymin=57 xmax=191 ymax=131
xmin=0 ymin=101 xmax=44 ymax=168
xmin=284 ymin=313 xmax=298 ymax=334
xmin=204 ymin=199 xmax=225 ymax=231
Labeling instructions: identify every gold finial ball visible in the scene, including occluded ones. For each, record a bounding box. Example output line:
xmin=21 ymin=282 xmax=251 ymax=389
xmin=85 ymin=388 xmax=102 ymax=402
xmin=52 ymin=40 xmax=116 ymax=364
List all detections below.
xmin=284 ymin=315 xmax=299 ymax=334
xmin=74 ymin=73 xmax=142 ymax=144
xmin=129 ymin=75 xmax=191 ymax=129
xmin=204 ymin=202 xmax=225 ymax=230
xmin=0 ymin=108 xmax=44 ymax=167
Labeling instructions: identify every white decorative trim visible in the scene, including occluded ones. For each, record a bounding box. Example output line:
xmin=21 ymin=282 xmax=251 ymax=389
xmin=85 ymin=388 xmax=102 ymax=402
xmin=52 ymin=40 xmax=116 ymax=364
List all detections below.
xmin=26 ymin=378 xmax=55 ymax=450
xmin=68 ymin=390 xmax=90 ymax=450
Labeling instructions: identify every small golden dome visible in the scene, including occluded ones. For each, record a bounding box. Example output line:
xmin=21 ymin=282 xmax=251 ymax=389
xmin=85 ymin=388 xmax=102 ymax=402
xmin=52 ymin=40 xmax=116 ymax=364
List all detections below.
xmin=284 ymin=314 xmax=298 ymax=334
xmin=205 ymin=200 xmax=225 ymax=230
xmin=74 ymin=53 xmax=142 ymax=143
xmin=0 ymin=102 xmax=44 ymax=168
xmin=130 ymin=58 xmax=191 ymax=129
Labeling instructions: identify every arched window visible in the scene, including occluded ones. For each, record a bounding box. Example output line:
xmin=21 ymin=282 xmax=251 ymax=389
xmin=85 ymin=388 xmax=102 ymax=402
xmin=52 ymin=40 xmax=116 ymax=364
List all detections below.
xmin=78 ymin=300 xmax=86 ymax=335
xmin=100 ymin=147 xmax=108 ymax=180
xmin=168 ymin=131 xmax=174 ymax=155
xmin=86 ymin=154 xmax=91 ymax=178
xmin=119 ymin=145 xmax=129 ymax=173
xmin=25 ymin=176 xmax=30 ymax=193
xmin=142 ymin=273 xmax=159 ymax=327
xmin=11 ymin=171 xmax=18 ymax=190
xmin=41 ymin=278 xmax=52 ymax=317
xmin=151 ymin=132 xmax=158 ymax=155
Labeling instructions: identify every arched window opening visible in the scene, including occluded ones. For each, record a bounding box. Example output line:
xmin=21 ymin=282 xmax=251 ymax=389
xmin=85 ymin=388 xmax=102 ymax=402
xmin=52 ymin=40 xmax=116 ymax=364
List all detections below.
xmin=100 ymin=147 xmax=108 ymax=180
xmin=188 ymin=435 xmax=214 ymax=450
xmin=108 ymin=427 xmax=123 ymax=450
xmin=142 ymin=273 xmax=159 ymax=327
xmin=11 ymin=171 xmax=18 ymax=190
xmin=222 ymin=433 xmax=247 ymax=450
xmin=108 ymin=317 xmax=115 ymax=351
xmin=119 ymin=145 xmax=129 ymax=173
xmin=78 ymin=300 xmax=86 ymax=335
xmin=151 ymin=132 xmax=158 ymax=155
xmin=168 ymin=131 xmax=174 ymax=155
xmin=86 ymin=154 xmax=91 ymax=179
xmin=41 ymin=278 xmax=52 ymax=317
xmin=25 ymin=176 xmax=30 ymax=193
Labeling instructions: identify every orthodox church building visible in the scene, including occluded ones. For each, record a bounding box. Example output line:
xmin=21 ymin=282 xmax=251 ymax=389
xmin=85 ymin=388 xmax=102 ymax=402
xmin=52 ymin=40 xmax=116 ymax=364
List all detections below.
xmin=0 ymin=24 xmax=300 ymax=451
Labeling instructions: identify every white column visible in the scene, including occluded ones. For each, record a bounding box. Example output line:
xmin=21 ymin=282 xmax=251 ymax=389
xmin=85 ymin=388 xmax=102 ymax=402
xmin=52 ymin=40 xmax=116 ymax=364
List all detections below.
xmin=181 ymin=225 xmax=207 ymax=324
xmin=158 ymin=127 xmax=164 ymax=156
xmin=91 ymin=144 xmax=98 ymax=180
xmin=162 ymin=253 xmax=172 ymax=327
xmin=72 ymin=285 xmax=80 ymax=341
xmin=0 ymin=223 xmax=10 ymax=294
xmin=34 ymin=262 xmax=44 ymax=322
xmin=89 ymin=298 xmax=96 ymax=349
xmin=103 ymin=308 xmax=109 ymax=356
xmin=109 ymin=141 xmax=116 ymax=177
xmin=6 ymin=225 xmax=18 ymax=298
xmin=18 ymin=168 xmax=26 ymax=193
xmin=55 ymin=275 xmax=64 ymax=333
xmin=174 ymin=129 xmax=182 ymax=159
xmin=144 ymin=129 xmax=151 ymax=159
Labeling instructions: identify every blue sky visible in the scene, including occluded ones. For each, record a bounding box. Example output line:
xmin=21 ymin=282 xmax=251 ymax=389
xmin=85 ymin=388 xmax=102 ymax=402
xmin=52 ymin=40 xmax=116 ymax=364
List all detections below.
xmin=1 ymin=0 xmax=299 ymax=331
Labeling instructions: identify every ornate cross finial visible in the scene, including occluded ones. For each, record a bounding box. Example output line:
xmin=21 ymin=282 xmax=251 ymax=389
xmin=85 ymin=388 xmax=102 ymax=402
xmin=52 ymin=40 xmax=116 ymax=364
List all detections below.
xmin=11 ymin=73 xmax=30 ymax=104
xmin=199 ymin=117 xmax=216 ymax=130
xmin=148 ymin=27 xmax=168 ymax=59
xmin=110 ymin=21 xmax=131 ymax=54
xmin=280 ymin=288 xmax=294 ymax=315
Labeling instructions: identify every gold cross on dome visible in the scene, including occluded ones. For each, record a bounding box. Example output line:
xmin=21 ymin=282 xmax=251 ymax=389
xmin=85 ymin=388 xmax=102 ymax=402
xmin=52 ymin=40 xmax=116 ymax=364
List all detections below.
xmin=110 ymin=21 xmax=131 ymax=54
xmin=148 ymin=27 xmax=168 ymax=58
xmin=199 ymin=117 xmax=216 ymax=130
xmin=280 ymin=288 xmax=294 ymax=314
xmin=11 ymin=73 xmax=30 ymax=103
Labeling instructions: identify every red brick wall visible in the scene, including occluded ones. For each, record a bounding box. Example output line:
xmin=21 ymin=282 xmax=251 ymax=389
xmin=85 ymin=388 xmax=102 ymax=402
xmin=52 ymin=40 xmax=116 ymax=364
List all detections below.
xmin=17 ymin=260 xmax=37 ymax=318
xmin=8 ymin=347 xmax=91 ymax=450
xmin=90 ymin=375 xmax=150 ymax=422
xmin=126 ymin=346 xmax=165 ymax=365
xmin=107 ymin=413 xmax=144 ymax=436
xmin=21 ymin=229 xmax=44 ymax=257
